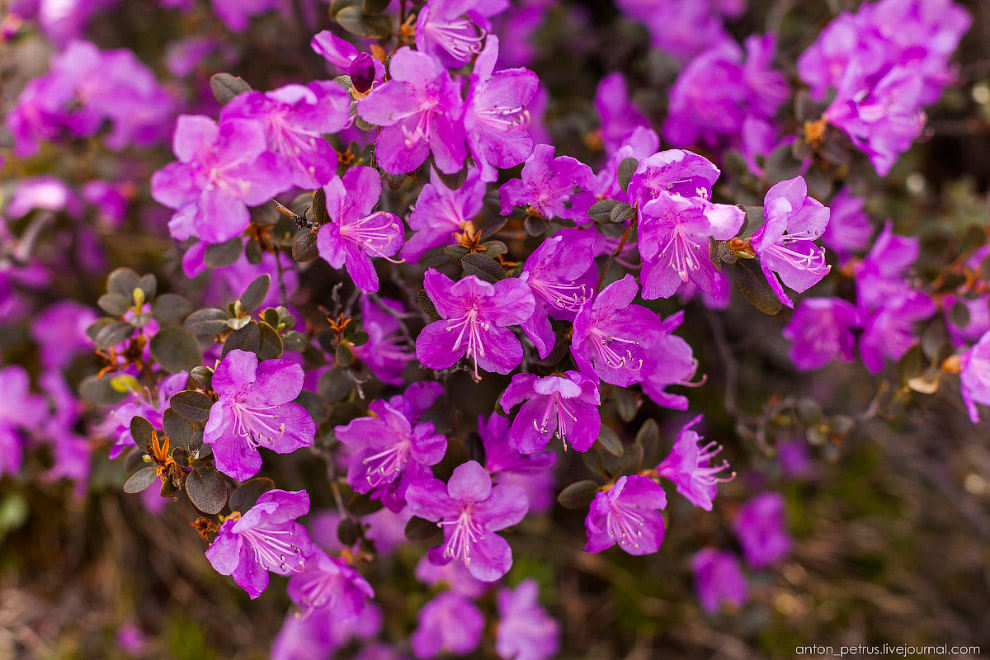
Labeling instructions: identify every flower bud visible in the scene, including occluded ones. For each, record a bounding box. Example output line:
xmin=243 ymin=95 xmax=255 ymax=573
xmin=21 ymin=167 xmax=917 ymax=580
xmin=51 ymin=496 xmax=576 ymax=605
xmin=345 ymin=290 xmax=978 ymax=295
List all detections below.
xmin=349 ymin=53 xmax=376 ymax=94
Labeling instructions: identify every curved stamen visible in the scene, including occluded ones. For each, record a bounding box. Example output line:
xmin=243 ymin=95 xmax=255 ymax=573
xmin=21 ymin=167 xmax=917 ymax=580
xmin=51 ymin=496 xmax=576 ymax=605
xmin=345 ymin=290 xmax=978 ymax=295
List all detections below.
xmin=240 ymin=526 xmax=305 ymax=573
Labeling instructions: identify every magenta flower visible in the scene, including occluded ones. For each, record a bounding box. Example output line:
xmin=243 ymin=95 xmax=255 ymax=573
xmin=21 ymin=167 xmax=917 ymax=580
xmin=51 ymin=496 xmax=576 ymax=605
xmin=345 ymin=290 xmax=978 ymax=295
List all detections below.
xmin=406 ymin=460 xmax=529 ymax=581
xmin=334 ymin=398 xmax=447 ymax=512
xmin=205 ymin=489 xmax=313 ymax=599
xmin=98 ymin=371 xmax=190 ymax=459
xmin=638 ymin=193 xmax=745 ymax=300
xmin=415 ymin=0 xmax=489 ymax=68
xmin=571 ymin=275 xmax=665 ymax=387
xmin=626 ymin=148 xmax=721 ymax=210
xmin=311 ymin=30 xmax=386 ymax=86
xmin=416 ymin=270 xmax=535 ymax=381
xmin=287 ymin=550 xmax=374 ymax=621
xmin=750 ymin=176 xmax=832 ymax=308
xmin=356 ymin=47 xmax=466 ymax=175
xmin=30 ymin=300 xmax=97 ymax=369
xmin=212 ymin=0 xmax=282 ymax=31
xmin=415 ymin=554 xmax=489 ymax=599
xmin=402 ymin=167 xmax=486 ymax=262
xmin=499 ymin=371 xmax=601 ymax=454
xmin=615 ymin=0 xmax=740 ymax=63
xmin=411 ymin=591 xmax=484 ymax=659
xmin=692 ymin=549 xmax=748 ymax=614
xmin=855 ymin=220 xmax=920 ymax=312
xmin=479 ymin=413 xmax=557 ymax=481
xmin=222 ymin=81 xmax=352 ymax=189
xmin=584 ymin=474 xmax=667 ymax=555
xmin=352 ymin=296 xmax=415 ymax=386
xmin=733 ymin=492 xmax=791 ymax=568
xmin=151 ymin=115 xmax=289 ymax=244
xmin=518 ymin=231 xmax=596 ymax=358
xmin=464 ymin=35 xmax=538 ymax=183
xmin=594 ymin=126 xmax=660 ymax=203
xmin=204 ymin=350 xmax=316 ymax=482
xmin=499 ymin=144 xmax=596 ymax=222
xmin=316 ymin=166 xmax=404 ymax=293
xmin=821 ymin=189 xmax=872 ymax=261
xmin=640 ymin=311 xmax=703 ymax=410
xmin=0 ymin=365 xmax=48 ymax=477
xmin=859 ymin=290 xmax=935 ymax=373
xmin=495 ymin=579 xmax=560 ymax=660
xmin=960 ymin=329 xmax=990 ymax=423
xmin=656 ymin=415 xmax=733 ymax=511
xmin=594 ymin=71 xmax=649 ymax=155
xmin=782 ymin=298 xmax=863 ymax=371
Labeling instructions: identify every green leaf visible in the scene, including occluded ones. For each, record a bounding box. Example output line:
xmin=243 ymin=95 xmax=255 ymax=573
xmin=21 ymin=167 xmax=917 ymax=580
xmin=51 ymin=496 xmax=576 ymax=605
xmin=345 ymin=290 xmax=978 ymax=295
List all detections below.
xmin=223 ymin=322 xmax=262 ymax=356
xmin=609 ymin=202 xmax=636 ymax=224
xmin=335 ymin=6 xmax=394 ymax=39
xmin=613 ymin=387 xmax=640 ymax=422
xmin=596 ymin=425 xmax=623 ymax=456
xmin=312 ymin=188 xmax=330 ymax=225
xmin=588 ymin=199 xmax=622 ymax=224
xmin=258 ymin=322 xmax=284 ymax=360
xmin=949 ymin=300 xmax=971 ymax=328
xmin=185 ymin=308 xmax=230 ymax=335
xmin=210 ymin=73 xmax=251 ymax=105
xmin=150 ymin=327 xmax=203 ymax=374
xmin=338 ymin=517 xmax=361 ymax=546
xmin=348 ymin=491 xmax=385 ymax=516
xmin=617 ymin=157 xmax=638 ymax=193
xmin=230 ymin=478 xmax=275 ymax=513
xmin=605 ymin=443 xmax=644 ymax=478
xmin=318 ymin=368 xmax=352 ymax=403
xmin=137 ymin=274 xmax=157 ymax=300
xmin=733 ymin=259 xmax=783 ymax=316
xmin=245 ymin=238 xmax=263 ymax=265
xmin=186 ymin=468 xmax=227 ymax=514
xmin=292 ymin=231 xmax=320 ymax=262
xmin=295 ymin=390 xmax=331 ymax=424
xmin=98 ymin=293 xmax=131 ymax=316
xmin=433 ymin=163 xmax=467 ymax=190
xmin=190 ymin=366 xmax=213 ymax=390
xmin=107 ymin=268 xmax=140 ymax=298
xmin=404 ymin=516 xmax=442 ymax=542
xmin=582 ymin=447 xmax=606 ymax=476
xmin=635 ymin=419 xmax=662 ymax=467
xmin=78 ymin=374 xmax=129 ymax=405
xmin=462 ymin=252 xmax=506 ymax=283
xmin=204 ymin=238 xmax=243 ymax=269
xmin=163 ymin=408 xmax=194 ymax=448
xmin=124 ymin=467 xmax=158 ymax=494
xmin=130 ymin=416 xmax=154 ymax=452
xmin=169 ymin=390 xmax=214 ymax=424
xmin=239 ymin=274 xmax=271 ymax=313
xmin=557 ymin=480 xmax=600 ymax=509
xmin=385 ymin=173 xmax=406 ymax=191
xmin=335 ymin=342 xmax=355 ymax=367
xmin=94 ymin=320 xmax=135 ymax=350
xmin=362 ymin=0 xmax=391 ymax=13
xmin=282 ymin=330 xmax=309 ymax=352
xmin=418 ymin=290 xmax=441 ymax=321
xmin=151 ymin=294 xmax=194 ymax=324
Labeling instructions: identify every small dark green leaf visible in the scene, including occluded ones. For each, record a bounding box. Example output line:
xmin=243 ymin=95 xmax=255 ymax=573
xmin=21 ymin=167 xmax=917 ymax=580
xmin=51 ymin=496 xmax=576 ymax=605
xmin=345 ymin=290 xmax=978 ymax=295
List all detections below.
xmin=137 ymin=274 xmax=157 ymax=300
xmin=163 ymin=409 xmax=194 ymax=448
xmin=733 ymin=259 xmax=783 ymax=316
xmin=171 ymin=446 xmax=189 ymax=468
xmin=462 ymin=252 xmax=506 ymax=283
xmin=617 ymin=157 xmax=638 ymax=193
xmin=405 ymin=516 xmax=442 ymax=542
xmin=130 ymin=416 xmax=154 ymax=452
xmin=185 ymin=308 xmax=230 ymax=335
xmin=312 ymin=188 xmax=330 ymax=225
xmin=150 ymin=327 xmax=203 ymax=374
xmin=152 ymin=294 xmax=194 ymax=324
xmin=348 ymin=492 xmax=385 ymax=516
xmin=582 ymin=447 xmax=606 ymax=476
xmin=318 ymin=368 xmax=352 ymax=403
xmin=588 ymin=199 xmax=622 ymax=224
xmin=613 ymin=387 xmax=640 ymax=422
xmin=94 ymin=320 xmax=135 ymax=350
xmin=523 ymin=215 xmax=547 ymax=236
xmin=190 ymin=366 xmax=213 ymax=390
xmin=124 ymin=467 xmax=158 ymax=494
xmin=210 ymin=73 xmax=251 ymax=105
xmin=98 ymin=293 xmax=131 ymax=316
xmin=362 ymin=0 xmax=391 ymax=14
xmin=335 ymin=342 xmax=355 ymax=367
xmin=204 ymin=238 xmax=243 ymax=269
xmin=245 ymin=238 xmax=263 ymax=265
xmin=444 ymin=244 xmax=471 ymax=260
xmin=169 ymin=390 xmax=214 ymax=424
xmin=606 ymin=443 xmax=644 ymax=478
xmin=433 ymin=163 xmax=467 ymax=190
xmin=107 ymin=268 xmax=140 ymax=298
xmin=78 ymin=374 xmax=128 ymax=405
xmin=596 ymin=425 xmax=623 ymax=456
xmin=240 ymin=274 xmax=271 ymax=313
xmin=258 ymin=322 xmax=284 ymax=360
xmin=295 ymin=390 xmax=331 ymax=424
xmin=86 ymin=317 xmax=114 ymax=343
xmin=557 ymin=480 xmax=600 ymax=509
xmin=635 ymin=419 xmax=662 ymax=467
xmin=281 ymin=330 xmax=309 ymax=352
xmin=609 ymin=202 xmax=636 ymax=224
xmin=230 ymin=477 xmax=275 ymax=512
xmin=349 ymin=330 xmax=370 ymax=347
xmin=223 ymin=322 xmax=262 ymax=356
xmin=338 ymin=517 xmax=361 ymax=546
xmin=385 ymin=173 xmax=406 ymax=191
xmin=292 ymin=231 xmax=320 ymax=262
xmin=335 ymin=6 xmax=394 ymax=39
xmin=949 ymin=300 xmax=971 ymax=328
xmin=186 ymin=468 xmax=227 ymax=514
xmin=418 ymin=290 xmax=441 ymax=321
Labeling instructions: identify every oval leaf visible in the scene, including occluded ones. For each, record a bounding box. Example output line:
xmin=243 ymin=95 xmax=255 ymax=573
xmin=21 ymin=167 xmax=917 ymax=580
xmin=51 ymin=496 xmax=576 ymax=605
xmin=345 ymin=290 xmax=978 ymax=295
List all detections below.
xmin=230 ymin=477 xmax=275 ymax=513
xmin=124 ymin=467 xmax=158 ymax=494
xmin=557 ymin=480 xmax=600 ymax=510
xmin=185 ymin=308 xmax=230 ymax=335
xmin=152 ymin=294 xmax=194 ymax=324
xmin=186 ymin=468 xmax=227 ymax=514
xmin=169 ymin=390 xmax=214 ymax=424
xmin=150 ymin=327 xmax=203 ymax=374
xmin=405 ymin=516 xmax=442 ymax=542
xmin=239 ymin=274 xmax=271 ymax=314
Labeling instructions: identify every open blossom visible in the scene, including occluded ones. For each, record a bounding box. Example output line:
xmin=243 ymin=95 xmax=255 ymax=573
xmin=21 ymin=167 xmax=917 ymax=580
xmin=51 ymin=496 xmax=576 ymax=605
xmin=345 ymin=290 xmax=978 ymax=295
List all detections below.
xmin=594 ymin=72 xmax=649 ymax=155
xmin=960 ymin=329 xmax=990 ymax=423
xmin=30 ymin=300 xmax=97 ymax=369
xmin=499 ymin=371 xmax=601 ymax=453
xmin=151 ymin=115 xmax=289 ymax=244
xmin=626 ymin=149 xmax=721 ymax=210
xmin=334 ymin=398 xmax=447 ymax=512
xmin=855 ymin=220 xmax=920 ymax=312
xmin=316 ymin=166 xmax=404 ymax=293
xmin=656 ymin=415 xmax=733 ymax=511
xmin=205 ymin=489 xmax=313 ymax=599
xmin=641 ymin=311 xmax=703 ymax=410
xmin=352 ymin=296 xmax=415 ymax=386
xmin=416 ymin=270 xmax=535 ymax=381
xmin=415 ymin=0 xmax=487 ymax=68
xmin=782 ymin=298 xmax=863 ymax=371
xmin=571 ymin=275 xmax=664 ymax=387
xmin=859 ymin=290 xmax=936 ymax=373
xmin=415 ymin=554 xmax=489 ymax=599
xmin=733 ymin=492 xmax=791 ymax=567
xmin=495 ymin=579 xmax=560 ymax=660
xmin=519 ymin=231 xmax=596 ymax=358
xmin=356 ymin=47 xmax=466 ymax=175
xmin=584 ymin=474 xmax=667 ymax=555
xmin=402 ymin=168 xmax=486 ymax=262
xmin=499 ymin=144 xmax=596 ymax=222
xmin=479 ymin=413 xmax=557 ymax=514
xmin=311 ymin=30 xmax=386 ymax=87
xmin=411 ymin=591 xmax=485 ymax=659
xmin=595 ymin=127 xmax=660 ymax=203
xmin=692 ymin=549 xmax=748 ymax=614
xmin=288 ymin=550 xmax=374 ymax=621
xmin=638 ymin=194 xmax=745 ymax=300
xmin=750 ymin=176 xmax=832 ymax=308
xmin=615 ymin=0 xmax=741 ymax=63
xmin=464 ymin=36 xmax=538 ymax=183
xmin=406 ymin=460 xmax=529 ymax=582
xmin=204 ymin=350 xmax=316 ymax=482
xmin=222 ymin=81 xmax=351 ymax=189
xmin=821 ymin=188 xmax=873 ymax=261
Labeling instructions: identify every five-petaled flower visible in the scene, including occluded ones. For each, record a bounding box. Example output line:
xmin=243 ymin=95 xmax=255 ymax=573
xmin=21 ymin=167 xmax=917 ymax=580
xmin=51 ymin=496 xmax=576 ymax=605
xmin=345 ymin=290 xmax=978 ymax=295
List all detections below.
xmin=584 ymin=474 xmax=667 ymax=556
xmin=499 ymin=371 xmax=601 ymax=454
xmin=656 ymin=415 xmax=734 ymax=511
xmin=287 ymin=550 xmax=374 ymax=621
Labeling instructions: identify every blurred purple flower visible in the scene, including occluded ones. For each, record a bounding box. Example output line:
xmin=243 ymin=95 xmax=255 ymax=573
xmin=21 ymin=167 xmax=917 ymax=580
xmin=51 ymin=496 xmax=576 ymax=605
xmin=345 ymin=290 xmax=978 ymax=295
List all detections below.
xmin=782 ymin=297 xmax=862 ymax=371
xmin=821 ymin=189 xmax=872 ymax=261
xmin=402 ymin=168 xmax=486 ymax=262
xmin=657 ymin=415 xmax=733 ymax=511
xmin=352 ymin=296 xmax=415 ymax=386
xmin=495 ymin=579 xmax=560 ymax=660
xmin=411 ymin=591 xmax=484 ymax=659
xmin=733 ymin=492 xmax=791 ymax=567
xmin=288 ymin=550 xmax=374 ymax=621
xmin=594 ymin=72 xmax=649 ymax=154
xmin=692 ymin=548 xmax=748 ymax=614
xmin=499 ymin=144 xmax=596 ymax=222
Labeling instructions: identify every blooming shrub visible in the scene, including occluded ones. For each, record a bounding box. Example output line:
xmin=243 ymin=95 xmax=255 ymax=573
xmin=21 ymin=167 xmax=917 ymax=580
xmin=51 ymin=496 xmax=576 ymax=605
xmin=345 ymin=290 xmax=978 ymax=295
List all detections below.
xmin=0 ymin=0 xmax=988 ymax=658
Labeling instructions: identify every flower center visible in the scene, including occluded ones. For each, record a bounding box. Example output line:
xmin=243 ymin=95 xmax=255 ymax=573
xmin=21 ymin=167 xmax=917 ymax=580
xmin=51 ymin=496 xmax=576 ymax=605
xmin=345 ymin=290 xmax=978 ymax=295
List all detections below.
xmin=439 ymin=508 xmax=485 ymax=565
xmin=532 ymin=392 xmax=579 ymax=450
xmin=446 ymin=307 xmax=490 ymax=381
xmin=240 ymin=525 xmax=305 ymax=573
xmin=231 ymin=401 xmax=286 ymax=448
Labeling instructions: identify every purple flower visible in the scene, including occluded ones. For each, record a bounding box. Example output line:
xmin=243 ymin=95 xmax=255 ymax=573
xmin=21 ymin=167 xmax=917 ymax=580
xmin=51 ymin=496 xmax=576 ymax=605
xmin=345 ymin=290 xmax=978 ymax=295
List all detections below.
xmin=638 ymin=194 xmax=745 ymax=300
xmin=750 ymin=176 xmax=832 ymax=308
xmin=0 ymin=365 xmax=48 ymax=477
xmin=222 ymin=82 xmax=352 ymax=189
xmin=406 ymin=460 xmax=528 ymax=581
xmin=499 ymin=144 xmax=596 ymax=222
xmin=205 ymin=489 xmax=313 ymax=599
xmin=352 ymin=296 xmax=415 ymax=386
xmin=288 ymin=550 xmax=374 ymax=621
xmin=311 ymin=30 xmax=386 ymax=84
xmin=945 ymin=293 xmax=990 ymax=348
xmin=518 ymin=231 xmax=596 ymax=358
xmin=656 ymin=415 xmax=733 ymax=511
xmin=782 ymin=298 xmax=863 ymax=371
xmin=415 ymin=0 xmax=488 ymax=68
xmin=204 ymin=350 xmax=316 ymax=482
xmin=821 ymin=189 xmax=873 ymax=261
xmin=594 ymin=126 xmax=660 ymax=203
xmin=570 ymin=274 xmax=665 ymax=387
xmin=960 ymin=329 xmax=990 ymax=423
xmin=479 ymin=413 xmax=557 ymax=514
xmin=415 ymin=554 xmax=488 ymax=599
xmin=584 ymin=474 xmax=667 ymax=555
xmin=411 ymin=591 xmax=484 ymax=659
xmin=626 ymin=149 xmax=721 ymax=210
xmin=855 ymin=220 xmax=920 ymax=312
xmin=356 ymin=47 xmax=466 ymax=175
xmin=334 ymin=398 xmax=447 ymax=512
xmin=692 ymin=549 xmax=748 ymax=614
xmin=732 ymin=492 xmax=791 ymax=568
xmin=151 ymin=115 xmax=289 ymax=244
xmin=499 ymin=371 xmax=601 ymax=453
xmin=30 ymin=300 xmax=97 ymax=369
xmin=98 ymin=371 xmax=190 ymax=459
xmin=641 ymin=311 xmax=703 ymax=410
xmin=316 ymin=166 xmax=404 ymax=293
xmin=416 ymin=270 xmax=535 ymax=381
xmin=271 ymin=600 xmax=382 ymax=660
xmin=212 ymin=0 xmax=282 ymax=31
xmin=859 ymin=290 xmax=936 ymax=373
xmin=464 ymin=35 xmax=538 ymax=182
xmin=402 ymin=167 xmax=486 ymax=262
xmin=615 ymin=0 xmax=740 ymax=63
xmin=495 ymin=579 xmax=560 ymax=660
xmin=594 ymin=72 xmax=649 ymax=154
